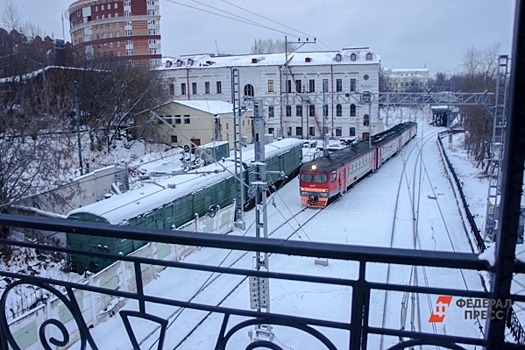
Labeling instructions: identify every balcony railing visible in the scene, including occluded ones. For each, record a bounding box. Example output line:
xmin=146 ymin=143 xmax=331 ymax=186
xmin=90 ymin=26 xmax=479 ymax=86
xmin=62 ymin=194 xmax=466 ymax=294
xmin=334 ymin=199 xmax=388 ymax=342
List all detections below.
xmin=0 ymin=213 xmax=524 ymax=349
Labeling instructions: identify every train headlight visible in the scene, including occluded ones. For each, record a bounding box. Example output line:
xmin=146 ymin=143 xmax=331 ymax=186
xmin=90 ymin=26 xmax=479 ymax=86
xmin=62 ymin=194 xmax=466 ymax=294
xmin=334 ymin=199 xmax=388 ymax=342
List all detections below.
xmin=311 ymin=164 xmax=317 ymax=170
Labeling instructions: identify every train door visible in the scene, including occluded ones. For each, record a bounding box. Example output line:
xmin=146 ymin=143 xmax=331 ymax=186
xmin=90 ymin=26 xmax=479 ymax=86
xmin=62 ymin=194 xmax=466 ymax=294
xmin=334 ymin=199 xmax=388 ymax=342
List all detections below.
xmin=341 ymin=167 xmax=347 ymax=193
xmin=376 ymin=147 xmax=382 ymax=169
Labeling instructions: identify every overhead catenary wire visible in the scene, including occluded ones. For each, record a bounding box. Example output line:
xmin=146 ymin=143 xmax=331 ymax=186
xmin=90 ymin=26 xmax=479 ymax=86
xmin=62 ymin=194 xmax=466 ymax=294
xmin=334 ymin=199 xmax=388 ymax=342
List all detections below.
xmin=164 ymin=0 xmax=301 ymax=38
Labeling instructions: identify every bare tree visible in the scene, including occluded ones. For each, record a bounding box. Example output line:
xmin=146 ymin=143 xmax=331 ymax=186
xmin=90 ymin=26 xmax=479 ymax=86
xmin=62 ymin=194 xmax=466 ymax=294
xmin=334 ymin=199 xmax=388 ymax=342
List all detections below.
xmin=250 ymin=38 xmax=295 ymax=54
xmin=73 ymin=57 xmax=169 ymax=152
xmin=457 ymin=43 xmax=502 ymax=171
xmin=1 ymin=0 xmax=22 ymax=32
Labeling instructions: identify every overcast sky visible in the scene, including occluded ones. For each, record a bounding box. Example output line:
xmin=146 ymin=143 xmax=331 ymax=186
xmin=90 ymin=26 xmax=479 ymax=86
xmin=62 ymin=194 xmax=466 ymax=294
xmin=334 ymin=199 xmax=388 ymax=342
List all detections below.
xmin=2 ymin=0 xmax=516 ymax=75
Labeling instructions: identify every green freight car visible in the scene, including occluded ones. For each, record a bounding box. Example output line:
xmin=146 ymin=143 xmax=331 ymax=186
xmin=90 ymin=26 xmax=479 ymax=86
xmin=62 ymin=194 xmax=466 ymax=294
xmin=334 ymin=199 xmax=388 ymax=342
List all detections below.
xmin=67 ymin=138 xmax=304 ymax=273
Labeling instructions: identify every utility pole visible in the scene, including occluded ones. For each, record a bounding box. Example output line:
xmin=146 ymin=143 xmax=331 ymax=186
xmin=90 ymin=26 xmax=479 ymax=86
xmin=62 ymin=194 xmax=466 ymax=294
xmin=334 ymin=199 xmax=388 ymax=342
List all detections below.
xmin=284 ymin=36 xmax=316 ymax=139
xmin=231 ymin=68 xmax=246 ymax=229
xmin=362 ymin=91 xmax=372 ymax=148
xmin=74 ymin=81 xmax=83 ymax=176
xmin=248 ymin=99 xmax=273 ymax=343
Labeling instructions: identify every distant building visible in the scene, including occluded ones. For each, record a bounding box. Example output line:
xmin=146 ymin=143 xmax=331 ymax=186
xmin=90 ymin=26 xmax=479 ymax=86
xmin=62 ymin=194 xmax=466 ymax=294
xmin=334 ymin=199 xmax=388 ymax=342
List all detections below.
xmin=68 ymin=0 xmax=161 ymax=66
xmin=156 ymin=48 xmax=382 ymax=141
xmin=135 ymin=100 xmax=253 ymax=150
xmin=383 ymin=68 xmax=429 ymax=92
xmin=0 ymin=28 xmax=73 ymax=77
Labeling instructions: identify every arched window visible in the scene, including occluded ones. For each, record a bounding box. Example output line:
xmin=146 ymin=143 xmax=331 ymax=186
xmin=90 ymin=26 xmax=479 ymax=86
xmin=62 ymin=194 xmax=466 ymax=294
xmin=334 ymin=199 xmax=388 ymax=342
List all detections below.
xmin=363 ymin=114 xmax=370 ymax=126
xmin=350 ymin=104 xmax=356 ymax=117
xmin=366 ymin=52 xmax=373 ymax=60
xmin=336 ymin=104 xmax=342 ymax=117
xmin=244 ymin=84 xmax=254 ymax=97
xmin=350 ymin=53 xmax=357 ymax=61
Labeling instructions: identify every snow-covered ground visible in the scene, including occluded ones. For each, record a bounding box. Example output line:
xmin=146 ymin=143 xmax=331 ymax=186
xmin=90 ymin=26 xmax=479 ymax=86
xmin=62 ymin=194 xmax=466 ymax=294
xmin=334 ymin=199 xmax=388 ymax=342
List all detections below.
xmin=52 ymin=113 xmax=497 ymax=349
xmin=7 ymin=107 xmax=523 ymax=349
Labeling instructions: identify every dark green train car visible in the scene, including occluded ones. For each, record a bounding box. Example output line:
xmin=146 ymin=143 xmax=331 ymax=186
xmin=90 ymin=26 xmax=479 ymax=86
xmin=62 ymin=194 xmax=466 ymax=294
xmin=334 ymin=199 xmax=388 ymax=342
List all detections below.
xmin=67 ymin=138 xmax=304 ymax=273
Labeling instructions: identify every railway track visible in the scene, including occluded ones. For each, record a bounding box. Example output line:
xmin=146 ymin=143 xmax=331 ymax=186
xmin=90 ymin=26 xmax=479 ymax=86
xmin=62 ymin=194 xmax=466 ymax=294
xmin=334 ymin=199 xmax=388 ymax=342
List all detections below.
xmin=138 ymin=194 xmax=325 ymax=349
xmin=379 ymin=123 xmax=488 ymax=349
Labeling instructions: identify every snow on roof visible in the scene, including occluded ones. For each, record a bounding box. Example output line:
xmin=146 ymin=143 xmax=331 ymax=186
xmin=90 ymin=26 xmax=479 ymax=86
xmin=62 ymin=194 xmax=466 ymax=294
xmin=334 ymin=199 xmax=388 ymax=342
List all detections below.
xmin=175 ymin=100 xmax=234 ymax=115
xmin=0 ymin=66 xmax=109 ymax=84
xmin=159 ymin=48 xmax=379 ymax=70
xmin=68 ymin=138 xmax=303 ymax=224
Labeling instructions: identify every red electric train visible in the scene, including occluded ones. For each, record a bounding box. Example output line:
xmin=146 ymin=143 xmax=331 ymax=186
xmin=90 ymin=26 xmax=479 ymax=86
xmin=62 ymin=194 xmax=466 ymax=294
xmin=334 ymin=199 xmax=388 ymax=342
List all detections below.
xmin=299 ymin=122 xmax=417 ymax=208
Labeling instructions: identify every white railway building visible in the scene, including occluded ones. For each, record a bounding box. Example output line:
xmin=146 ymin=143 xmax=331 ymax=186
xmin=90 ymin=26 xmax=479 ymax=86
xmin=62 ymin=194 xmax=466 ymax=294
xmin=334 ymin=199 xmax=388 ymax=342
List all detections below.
xmin=156 ymin=47 xmax=382 ymax=141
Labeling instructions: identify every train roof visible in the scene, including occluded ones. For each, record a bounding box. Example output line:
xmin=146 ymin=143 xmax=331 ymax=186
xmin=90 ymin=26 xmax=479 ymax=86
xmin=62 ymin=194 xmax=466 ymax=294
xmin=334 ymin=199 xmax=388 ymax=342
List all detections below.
xmin=68 ymin=138 xmax=303 ymax=225
xmin=371 ymin=122 xmax=417 ymax=145
xmin=300 ymin=139 xmax=373 ymax=172
xmin=299 ymin=122 xmax=417 ymax=173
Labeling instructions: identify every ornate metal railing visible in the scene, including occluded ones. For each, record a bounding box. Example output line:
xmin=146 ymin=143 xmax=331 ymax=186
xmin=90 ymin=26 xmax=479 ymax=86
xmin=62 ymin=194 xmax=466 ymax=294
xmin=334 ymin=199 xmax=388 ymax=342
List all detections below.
xmin=0 ymin=214 xmax=524 ymax=350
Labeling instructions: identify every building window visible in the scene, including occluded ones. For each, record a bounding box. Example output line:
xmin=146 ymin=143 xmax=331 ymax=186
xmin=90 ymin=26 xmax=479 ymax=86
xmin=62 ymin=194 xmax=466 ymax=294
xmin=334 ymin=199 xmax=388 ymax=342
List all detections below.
xmin=350 ymin=104 xmax=356 ymax=117
xmin=350 ymin=79 xmax=356 ymax=92
xmin=349 ymin=127 xmax=356 ymax=136
xmin=169 ymin=83 xmax=175 ymax=96
xmin=363 ymin=114 xmax=370 ymax=126
xmin=192 ymin=82 xmax=197 ymax=95
xmin=295 ymin=127 xmax=302 ymax=136
xmin=336 ymin=127 xmax=342 ymax=136
xmin=350 ymin=53 xmax=357 ymax=61
xmin=309 ymin=79 xmax=315 ymax=93
xmin=309 ymin=104 xmax=315 ymax=117
xmin=165 ymin=116 xmax=173 ymax=124
xmin=286 ymin=105 xmax=292 ymax=117
xmin=366 ymin=52 xmax=373 ymax=60
xmin=287 ymin=127 xmax=292 ymax=136
xmin=322 ymin=79 xmax=328 ymax=93
xmin=205 ymin=82 xmax=210 ymax=94
xmin=244 ymin=84 xmax=254 ymax=96
xmin=309 ymin=127 xmax=315 ymax=137
xmin=181 ymin=83 xmax=187 ymax=95
xmin=268 ymin=79 xmax=274 ymax=93
xmin=296 ymin=105 xmax=303 ymax=117
xmin=174 ymin=115 xmax=181 ymax=124
xmin=171 ymin=135 xmax=178 ymax=143
xmin=336 ymin=79 xmax=342 ymax=92
xmin=268 ymin=106 xmax=274 ymax=118
xmin=216 ymin=81 xmax=222 ymax=94
xmin=323 ymin=104 xmax=328 ymax=117
xmin=184 ymin=115 xmax=191 ymax=124
xmin=295 ymin=79 xmax=302 ymax=92
xmin=336 ymin=104 xmax=342 ymax=117
xmin=268 ymin=127 xmax=275 ymax=135
xmin=287 ymin=80 xmax=292 ymax=93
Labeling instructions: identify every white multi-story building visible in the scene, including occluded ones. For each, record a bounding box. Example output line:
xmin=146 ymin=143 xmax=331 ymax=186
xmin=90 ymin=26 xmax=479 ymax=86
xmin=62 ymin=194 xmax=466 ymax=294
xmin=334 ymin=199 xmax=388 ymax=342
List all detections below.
xmin=383 ymin=68 xmax=429 ymax=92
xmin=156 ymin=47 xmax=382 ymax=141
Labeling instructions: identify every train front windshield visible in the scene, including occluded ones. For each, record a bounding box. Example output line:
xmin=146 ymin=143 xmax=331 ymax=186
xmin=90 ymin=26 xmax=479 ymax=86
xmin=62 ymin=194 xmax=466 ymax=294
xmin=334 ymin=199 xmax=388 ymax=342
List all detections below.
xmin=300 ymin=173 xmax=328 ymax=183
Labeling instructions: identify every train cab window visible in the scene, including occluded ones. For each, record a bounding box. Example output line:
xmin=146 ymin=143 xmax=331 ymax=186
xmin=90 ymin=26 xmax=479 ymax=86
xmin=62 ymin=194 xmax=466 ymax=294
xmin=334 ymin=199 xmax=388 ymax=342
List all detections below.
xmin=313 ymin=174 xmax=327 ymax=183
xmin=331 ymin=171 xmax=337 ymax=182
xmin=300 ymin=174 xmax=313 ymax=182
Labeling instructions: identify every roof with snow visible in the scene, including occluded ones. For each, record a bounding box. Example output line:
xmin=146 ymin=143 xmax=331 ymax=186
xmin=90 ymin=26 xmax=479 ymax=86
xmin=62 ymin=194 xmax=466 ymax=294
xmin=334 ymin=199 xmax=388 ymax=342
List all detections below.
xmin=175 ymin=100 xmax=234 ymax=115
xmin=67 ymin=138 xmax=303 ymax=225
xmin=158 ymin=47 xmax=380 ymax=70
